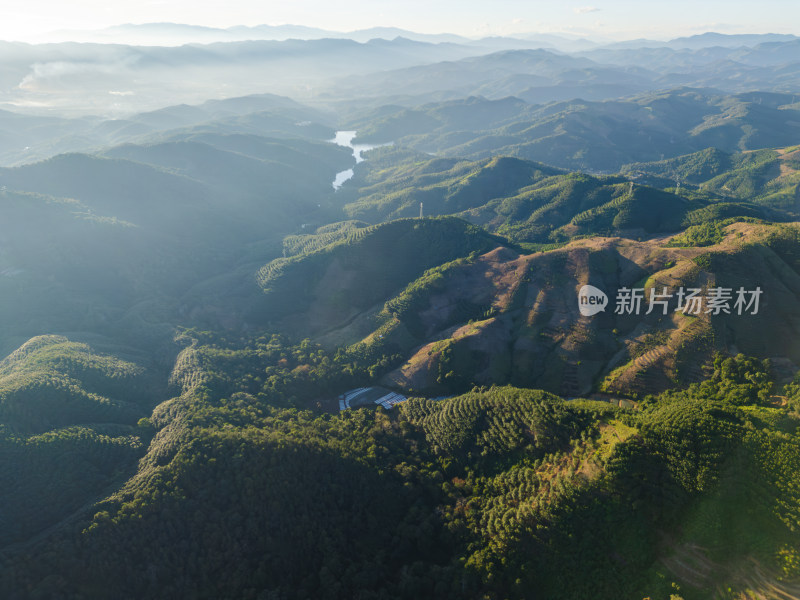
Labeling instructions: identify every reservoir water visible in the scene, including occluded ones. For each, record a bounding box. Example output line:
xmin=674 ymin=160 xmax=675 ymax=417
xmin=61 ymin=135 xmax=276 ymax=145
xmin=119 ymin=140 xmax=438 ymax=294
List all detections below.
xmin=330 ymin=130 xmax=389 ymax=190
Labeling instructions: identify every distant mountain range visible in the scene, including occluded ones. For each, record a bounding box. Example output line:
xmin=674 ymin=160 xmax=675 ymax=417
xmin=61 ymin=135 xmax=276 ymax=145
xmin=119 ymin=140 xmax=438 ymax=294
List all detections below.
xmin=42 ymin=23 xmax=474 ymax=46
xmin=36 ymin=22 xmax=606 ymax=49
xmin=331 ymin=42 xmax=800 ymax=105
xmin=35 ymin=23 xmax=799 ymax=51
xmin=346 ymin=89 xmax=800 ymax=172
xmin=3 ymin=30 xmax=800 ymax=116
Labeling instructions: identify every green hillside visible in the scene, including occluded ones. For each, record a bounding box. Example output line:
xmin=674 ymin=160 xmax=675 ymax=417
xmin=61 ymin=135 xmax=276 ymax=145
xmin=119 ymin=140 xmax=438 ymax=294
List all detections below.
xmin=624 ymin=145 xmax=800 ymax=215
xmin=255 ymin=217 xmax=504 ymax=331
xmin=3 ymin=361 xmax=796 ymax=600
xmin=340 ymin=148 xmax=776 ymax=244
xmin=0 ymin=335 xmax=157 ymax=547
xmin=464 ymin=173 xmax=692 ymax=243
xmin=339 ymin=149 xmax=562 ymax=222
xmin=623 ymin=147 xmax=736 ymax=184
xmin=0 ymin=335 xmax=154 ymax=433
xmin=280 ymin=220 xmax=371 ymax=258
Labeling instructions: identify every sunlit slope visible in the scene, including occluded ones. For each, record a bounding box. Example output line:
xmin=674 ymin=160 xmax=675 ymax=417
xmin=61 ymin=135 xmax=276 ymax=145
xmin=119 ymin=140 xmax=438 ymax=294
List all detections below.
xmin=0 ymin=334 xmax=158 ymax=433
xmin=382 ymin=223 xmax=800 ymax=397
xmin=261 ymin=221 xmax=800 ymax=397
xmin=338 ymin=150 xmax=563 ymax=223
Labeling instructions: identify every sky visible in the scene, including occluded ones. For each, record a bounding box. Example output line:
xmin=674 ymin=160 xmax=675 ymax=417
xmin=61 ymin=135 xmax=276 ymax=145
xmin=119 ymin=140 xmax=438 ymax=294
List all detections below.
xmin=1 ymin=0 xmax=799 ymax=42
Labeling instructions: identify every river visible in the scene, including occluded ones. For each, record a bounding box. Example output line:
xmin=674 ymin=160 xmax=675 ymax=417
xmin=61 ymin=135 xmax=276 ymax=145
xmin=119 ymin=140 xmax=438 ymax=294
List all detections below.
xmin=330 ymin=130 xmax=389 ymax=190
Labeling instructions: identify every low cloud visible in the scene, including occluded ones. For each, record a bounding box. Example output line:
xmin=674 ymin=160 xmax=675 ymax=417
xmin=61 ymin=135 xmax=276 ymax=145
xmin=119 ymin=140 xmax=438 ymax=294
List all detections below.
xmin=17 ymin=58 xmax=138 ymax=92
xmin=574 ymin=6 xmax=600 ymax=14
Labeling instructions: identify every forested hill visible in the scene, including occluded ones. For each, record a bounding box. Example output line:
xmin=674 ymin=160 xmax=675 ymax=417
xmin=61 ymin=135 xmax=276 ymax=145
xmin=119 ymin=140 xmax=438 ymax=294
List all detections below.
xmin=254 ymin=217 xmax=503 ymax=328
xmin=3 ymin=355 xmax=798 ymax=599
xmin=336 ymin=147 xmax=789 ymax=244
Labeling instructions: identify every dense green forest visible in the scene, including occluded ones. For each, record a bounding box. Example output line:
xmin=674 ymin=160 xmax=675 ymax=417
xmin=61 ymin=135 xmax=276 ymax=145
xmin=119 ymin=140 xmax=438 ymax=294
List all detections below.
xmin=2 ymin=344 xmax=798 ymax=599
xmin=336 ymin=147 xmax=788 ymax=244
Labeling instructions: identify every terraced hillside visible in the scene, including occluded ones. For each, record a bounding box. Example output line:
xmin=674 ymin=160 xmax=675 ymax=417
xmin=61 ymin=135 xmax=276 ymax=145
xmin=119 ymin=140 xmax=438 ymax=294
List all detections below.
xmin=0 ymin=334 xmax=161 ymax=547
xmin=6 ymin=368 xmax=797 ymax=600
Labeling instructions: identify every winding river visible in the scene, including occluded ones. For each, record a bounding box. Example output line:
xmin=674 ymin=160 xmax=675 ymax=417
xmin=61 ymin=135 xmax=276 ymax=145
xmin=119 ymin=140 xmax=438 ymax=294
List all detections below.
xmin=330 ymin=130 xmax=390 ymax=190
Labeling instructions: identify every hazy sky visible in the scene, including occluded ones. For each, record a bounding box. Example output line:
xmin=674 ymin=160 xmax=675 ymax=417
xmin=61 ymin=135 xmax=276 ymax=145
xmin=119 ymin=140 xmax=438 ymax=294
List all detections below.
xmin=2 ymin=0 xmax=799 ymax=41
